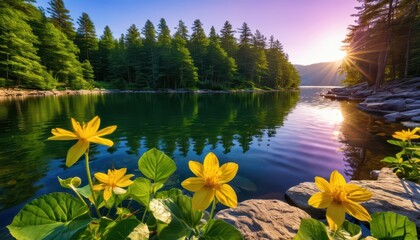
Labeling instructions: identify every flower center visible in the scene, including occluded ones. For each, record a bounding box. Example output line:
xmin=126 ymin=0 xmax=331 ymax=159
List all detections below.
xmin=204 ymin=175 xmax=220 ymax=189
xmin=331 ymin=186 xmax=347 ymax=203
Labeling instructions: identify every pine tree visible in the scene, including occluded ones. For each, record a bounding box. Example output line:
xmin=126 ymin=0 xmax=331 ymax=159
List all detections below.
xmin=157 ymin=18 xmax=173 ymax=88
xmin=30 ymin=12 xmax=87 ymax=89
xmin=188 ymin=19 xmax=209 ymax=82
xmin=81 ymin=59 xmax=95 ymax=83
xmin=46 ymin=0 xmax=75 ymax=40
xmin=0 ymin=3 xmax=55 ymax=89
xmin=236 ymin=22 xmax=254 ymax=84
xmin=172 ymin=35 xmax=198 ymax=89
xmin=141 ymin=20 xmax=157 ymax=88
xmin=125 ymin=24 xmax=143 ymax=87
xmin=220 ymin=21 xmax=238 ymax=58
xmin=206 ymin=26 xmax=236 ymax=88
xmin=109 ymin=34 xmax=128 ymax=88
xmin=97 ymin=26 xmax=115 ymax=81
xmin=75 ymin=12 xmax=98 ymax=62
xmin=174 ymin=20 xmax=189 ymax=42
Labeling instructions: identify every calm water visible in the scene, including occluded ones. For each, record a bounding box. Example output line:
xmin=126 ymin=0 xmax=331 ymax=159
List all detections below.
xmin=0 ymin=88 xmax=404 ymax=235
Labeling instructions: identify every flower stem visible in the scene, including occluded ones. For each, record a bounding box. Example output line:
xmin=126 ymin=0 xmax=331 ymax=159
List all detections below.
xmin=204 ymin=198 xmax=218 ymax=235
xmin=85 ymin=151 xmax=101 ymax=218
xmin=71 ymin=185 xmax=89 ymax=208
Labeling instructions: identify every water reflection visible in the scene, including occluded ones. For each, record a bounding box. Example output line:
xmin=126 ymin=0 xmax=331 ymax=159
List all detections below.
xmin=0 ymin=89 xmax=407 ymax=237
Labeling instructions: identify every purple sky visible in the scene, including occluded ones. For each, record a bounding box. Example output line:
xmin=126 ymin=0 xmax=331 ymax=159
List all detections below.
xmin=34 ymin=0 xmax=358 ymax=65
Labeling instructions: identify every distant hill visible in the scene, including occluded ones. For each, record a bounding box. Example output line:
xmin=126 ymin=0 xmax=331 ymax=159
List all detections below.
xmin=295 ymin=61 xmax=345 ymax=86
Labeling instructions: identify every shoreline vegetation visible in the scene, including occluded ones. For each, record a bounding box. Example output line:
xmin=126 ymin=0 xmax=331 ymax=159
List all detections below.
xmin=0 ymin=87 xmax=297 ymax=99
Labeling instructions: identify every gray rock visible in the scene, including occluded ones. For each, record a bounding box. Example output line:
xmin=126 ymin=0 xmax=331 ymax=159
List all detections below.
xmin=353 ymin=90 xmax=373 ymax=98
xmin=384 ymin=112 xmax=404 ymax=122
xmin=406 ymin=103 xmax=420 ymax=110
xmin=285 ymin=182 xmax=325 ymax=219
xmin=365 ymin=99 xmax=406 ymax=111
xmin=400 ymin=108 xmax=420 ymax=117
xmin=285 ymin=168 xmax=420 ymax=228
xmin=410 ymin=117 xmax=420 ymax=123
xmin=216 ymin=199 xmax=310 ymax=240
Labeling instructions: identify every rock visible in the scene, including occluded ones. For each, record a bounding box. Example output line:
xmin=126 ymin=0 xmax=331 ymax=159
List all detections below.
xmin=285 ymin=168 xmax=420 ymax=228
xmin=285 ymin=182 xmax=325 ymax=219
xmin=365 ymin=99 xmax=406 ymax=111
xmin=411 ymin=117 xmax=420 ymax=122
xmin=216 ymin=199 xmax=310 ymax=240
xmin=352 ymin=90 xmax=373 ymax=98
xmin=400 ymin=108 xmax=420 ymax=117
xmin=384 ymin=112 xmax=405 ymax=122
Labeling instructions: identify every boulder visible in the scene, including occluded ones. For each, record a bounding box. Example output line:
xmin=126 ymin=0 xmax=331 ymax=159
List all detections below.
xmin=384 ymin=112 xmax=405 ymax=122
xmin=216 ymin=199 xmax=310 ymax=240
xmin=285 ymin=168 xmax=420 ymax=228
xmin=365 ymin=99 xmax=406 ymax=111
xmin=400 ymin=109 xmax=420 ymax=117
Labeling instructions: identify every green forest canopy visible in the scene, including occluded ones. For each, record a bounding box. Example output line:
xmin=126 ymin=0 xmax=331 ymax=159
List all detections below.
xmin=0 ymin=0 xmax=300 ymax=90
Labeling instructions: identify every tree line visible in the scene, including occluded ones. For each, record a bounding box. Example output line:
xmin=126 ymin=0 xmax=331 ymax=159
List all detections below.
xmin=0 ymin=0 xmax=300 ymax=90
xmin=342 ymin=0 xmax=420 ymax=88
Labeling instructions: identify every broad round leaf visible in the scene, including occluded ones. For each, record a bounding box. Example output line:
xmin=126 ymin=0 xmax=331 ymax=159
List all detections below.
xmin=370 ymin=212 xmax=417 ymax=240
xmin=138 ymin=148 xmax=176 ymax=184
xmin=293 ymin=219 xmax=329 ymax=240
xmin=201 ymin=219 xmax=244 ymax=240
xmin=129 ymin=177 xmax=152 ymax=207
xmin=7 ymin=192 xmax=91 ymax=240
xmin=106 ymin=219 xmax=143 ymax=240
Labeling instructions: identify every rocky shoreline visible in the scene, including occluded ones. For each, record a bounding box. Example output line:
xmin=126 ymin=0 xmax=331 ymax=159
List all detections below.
xmin=0 ymin=87 xmax=288 ymax=99
xmin=322 ymin=77 xmax=420 ymax=125
xmin=216 ymin=168 xmax=419 ymax=239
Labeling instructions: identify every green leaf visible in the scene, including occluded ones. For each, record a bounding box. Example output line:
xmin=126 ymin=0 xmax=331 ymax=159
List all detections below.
xmin=200 ymin=219 xmax=244 ymax=240
xmin=58 ymin=176 xmax=82 ymax=189
xmin=157 ymin=216 xmax=190 ymax=240
xmin=155 ymin=188 xmax=183 ymax=200
xmin=106 ymin=218 xmax=142 ymax=240
xmin=163 ymin=195 xmax=203 ymax=228
xmin=335 ymin=220 xmax=362 ymax=240
xmin=293 ymin=218 xmax=329 ymax=240
xmin=7 ymin=192 xmax=91 ymax=240
xmin=370 ymin=212 xmax=417 ymax=240
xmin=138 ymin=148 xmax=176 ymax=184
xmin=129 ymin=177 xmax=152 ymax=207
xmin=381 ymin=157 xmax=398 ymax=164
xmin=387 ymin=140 xmax=406 ymax=148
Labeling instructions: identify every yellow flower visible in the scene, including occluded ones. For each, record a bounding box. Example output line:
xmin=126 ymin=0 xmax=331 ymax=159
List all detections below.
xmin=392 ymin=128 xmax=420 ymax=142
xmin=48 ymin=116 xmax=117 ymax=167
xmin=93 ymin=168 xmax=134 ymax=201
xmin=181 ymin=152 xmax=238 ymax=210
xmin=308 ymin=170 xmax=372 ymax=231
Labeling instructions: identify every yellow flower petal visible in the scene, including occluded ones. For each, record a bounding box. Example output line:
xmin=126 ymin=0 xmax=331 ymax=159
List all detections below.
xmin=215 ymin=184 xmax=237 ymax=208
xmin=93 ymin=184 xmax=105 ymax=191
xmin=49 ymin=128 xmax=78 ymax=140
xmin=116 ymin=175 xmax=134 ymax=187
xmin=315 ymin=176 xmax=331 ymax=193
xmin=188 ymin=161 xmax=204 ymax=178
xmin=343 ymin=199 xmax=371 ymax=222
xmin=114 ymin=168 xmax=127 ymax=179
xmin=95 ymin=125 xmax=117 ymax=137
xmin=87 ymin=116 xmax=101 ymax=136
xmin=66 ymin=140 xmax=89 ymax=167
xmin=89 ymin=137 xmax=114 ymax=147
xmin=192 ymin=187 xmax=215 ymax=210
xmin=308 ymin=192 xmax=332 ymax=208
xmin=330 ymin=170 xmax=346 ymax=187
xmin=181 ymin=177 xmax=206 ymax=192
xmin=218 ymin=162 xmax=238 ymax=183
xmin=103 ymin=187 xmax=112 ymax=201
xmin=71 ymin=118 xmax=82 ymax=133
xmin=203 ymin=152 xmax=219 ymax=176
xmin=94 ymin=172 xmax=109 ymax=183
xmin=346 ymin=184 xmax=372 ymax=202
xmin=326 ymin=202 xmax=346 ymax=231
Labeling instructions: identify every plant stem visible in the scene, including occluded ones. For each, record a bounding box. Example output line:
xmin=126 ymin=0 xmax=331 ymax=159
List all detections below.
xmin=71 ymin=185 xmax=89 ymax=208
xmin=85 ymin=150 xmax=101 ymax=218
xmin=204 ymin=199 xmax=218 ymax=235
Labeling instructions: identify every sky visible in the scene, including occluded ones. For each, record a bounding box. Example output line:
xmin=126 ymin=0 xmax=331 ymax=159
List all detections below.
xmin=34 ymin=0 xmax=358 ymax=65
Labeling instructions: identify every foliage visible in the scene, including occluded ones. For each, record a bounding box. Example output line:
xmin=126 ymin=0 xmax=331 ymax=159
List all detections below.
xmin=8 ymin=117 xmax=243 ymax=239
xmin=1 ymin=0 xmax=299 ymax=90
xmin=342 ymin=0 xmax=420 ymax=87
xmin=381 ymin=128 xmax=420 ymax=183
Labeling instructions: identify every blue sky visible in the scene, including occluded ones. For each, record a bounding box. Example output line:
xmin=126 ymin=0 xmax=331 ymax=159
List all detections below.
xmin=34 ymin=0 xmax=358 ymax=65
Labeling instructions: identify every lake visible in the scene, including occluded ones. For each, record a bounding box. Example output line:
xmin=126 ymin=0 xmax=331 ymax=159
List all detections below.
xmin=0 ymin=87 xmax=404 ymax=237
